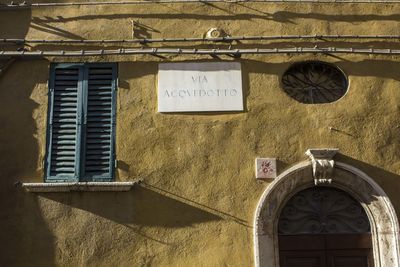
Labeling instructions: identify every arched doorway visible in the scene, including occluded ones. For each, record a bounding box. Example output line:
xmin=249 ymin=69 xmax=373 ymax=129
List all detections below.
xmin=278 ymin=186 xmax=373 ymax=267
xmin=253 ymin=159 xmax=400 ymax=267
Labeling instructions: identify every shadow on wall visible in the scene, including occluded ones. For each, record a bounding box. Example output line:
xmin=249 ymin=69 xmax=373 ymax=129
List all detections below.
xmin=0 ymin=8 xmax=82 ymax=42
xmin=0 ymin=8 xmax=55 ymax=266
xmin=0 ymin=8 xmax=31 ymax=55
xmin=336 ymin=154 xmax=400 ymax=218
xmin=0 ymin=9 xmax=31 ymax=37
xmin=118 ymin=59 xmax=400 ymax=84
xmin=0 ymin=59 xmax=57 ymax=266
xmin=30 ymin=17 xmax=84 ymax=40
xmin=116 ymin=58 xmax=400 ymax=118
xmin=41 ymin=186 xmax=222 ymax=228
xmin=242 ymin=59 xmax=400 ymax=83
xmin=30 ymin=10 xmax=400 ymax=24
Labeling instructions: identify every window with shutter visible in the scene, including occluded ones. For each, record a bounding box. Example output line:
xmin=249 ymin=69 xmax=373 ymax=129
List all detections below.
xmin=45 ymin=63 xmax=117 ymax=182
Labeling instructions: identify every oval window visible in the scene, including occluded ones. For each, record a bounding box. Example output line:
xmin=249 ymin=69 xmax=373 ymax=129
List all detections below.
xmin=281 ymin=61 xmax=348 ymax=104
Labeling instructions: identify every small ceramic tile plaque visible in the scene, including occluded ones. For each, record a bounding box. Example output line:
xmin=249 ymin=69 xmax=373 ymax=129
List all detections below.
xmin=255 ymin=158 xmax=277 ymax=179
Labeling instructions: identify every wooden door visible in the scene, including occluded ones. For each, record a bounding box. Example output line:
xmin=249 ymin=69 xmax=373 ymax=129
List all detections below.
xmin=327 ymin=250 xmax=371 ymax=267
xmin=326 ymin=234 xmax=373 ymax=267
xmin=279 ymin=234 xmax=373 ymax=267
xmin=278 ymin=187 xmax=373 ymax=267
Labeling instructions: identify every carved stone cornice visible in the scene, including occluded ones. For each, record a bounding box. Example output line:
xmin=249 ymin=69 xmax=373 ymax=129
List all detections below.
xmin=305 ymin=148 xmax=339 ymax=185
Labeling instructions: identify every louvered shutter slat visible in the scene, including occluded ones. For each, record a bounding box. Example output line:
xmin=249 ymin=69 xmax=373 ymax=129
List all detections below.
xmin=54 ymin=129 xmax=77 ymax=134
xmin=87 ymin=129 xmax=111 ymax=134
xmin=85 ymin=150 xmax=111 ymax=155
xmin=52 ymin=157 xmax=76 ymax=163
xmin=53 ymin=87 xmax=78 ymax=91
xmin=51 ymin=162 xmax=76 ymax=166
xmin=55 ymin=81 xmax=80 ymax=86
xmin=85 ymin=155 xmax=111 ymax=160
xmin=53 ymin=107 xmax=78 ymax=112
xmin=54 ymin=92 xmax=78 ymax=96
xmin=88 ymin=102 xmax=112 ymax=106
xmin=89 ymin=75 xmax=113 ymax=80
xmin=47 ymin=66 xmax=80 ymax=181
xmin=88 ymin=86 xmax=112 ymax=91
xmin=82 ymin=65 xmax=115 ymax=181
xmin=51 ymin=151 xmax=76 ymax=156
xmin=52 ymin=124 xmax=77 ymax=129
xmin=53 ymin=134 xmax=76 ymax=139
xmin=53 ymin=113 xmax=77 ymax=118
xmin=51 ymin=167 xmax=75 ymax=173
xmin=88 ymin=80 xmax=113 ymax=85
xmin=87 ymin=118 xmax=111 ymax=123
xmin=86 ymin=112 xmax=111 ymax=117
xmin=89 ymin=68 xmax=112 ymax=74
xmin=88 ymin=92 xmax=111 ymax=96
xmin=52 ymin=140 xmax=77 ymax=145
xmin=55 ymin=75 xmax=81 ymax=80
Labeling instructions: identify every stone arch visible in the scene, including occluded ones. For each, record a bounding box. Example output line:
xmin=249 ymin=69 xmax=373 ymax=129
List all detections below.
xmin=254 ymin=160 xmax=400 ymax=267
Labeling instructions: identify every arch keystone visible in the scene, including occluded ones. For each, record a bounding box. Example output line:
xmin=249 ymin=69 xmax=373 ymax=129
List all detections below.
xmin=305 ymin=148 xmax=339 ymax=185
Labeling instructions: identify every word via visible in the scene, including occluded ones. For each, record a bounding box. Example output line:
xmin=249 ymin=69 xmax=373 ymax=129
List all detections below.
xmin=191 ymin=75 xmax=208 ymax=83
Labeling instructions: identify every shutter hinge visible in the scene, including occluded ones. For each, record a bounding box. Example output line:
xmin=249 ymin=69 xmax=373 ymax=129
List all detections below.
xmin=114 ymin=159 xmax=118 ymax=168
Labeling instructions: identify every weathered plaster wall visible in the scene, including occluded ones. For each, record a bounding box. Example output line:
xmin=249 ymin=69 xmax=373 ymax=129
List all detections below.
xmin=1 ymin=1 xmax=400 ymax=266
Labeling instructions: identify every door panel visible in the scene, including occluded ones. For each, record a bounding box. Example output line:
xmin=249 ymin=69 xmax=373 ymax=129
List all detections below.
xmin=326 ymin=234 xmax=372 ymax=249
xmin=279 ymin=234 xmax=373 ymax=267
xmin=327 ymin=250 xmax=373 ymax=267
xmin=279 ymin=235 xmax=325 ymax=251
xmin=280 ymin=251 xmax=326 ymax=267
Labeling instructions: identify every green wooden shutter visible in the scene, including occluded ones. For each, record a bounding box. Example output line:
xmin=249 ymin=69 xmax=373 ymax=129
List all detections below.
xmin=46 ymin=64 xmax=84 ymax=181
xmin=81 ymin=64 xmax=116 ymax=181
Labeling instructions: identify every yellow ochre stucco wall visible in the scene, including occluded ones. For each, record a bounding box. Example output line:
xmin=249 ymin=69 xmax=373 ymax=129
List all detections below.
xmin=1 ymin=1 xmax=400 ymax=266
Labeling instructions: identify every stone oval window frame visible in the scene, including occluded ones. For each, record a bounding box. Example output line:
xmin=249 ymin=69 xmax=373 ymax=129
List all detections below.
xmin=281 ymin=61 xmax=349 ymax=104
xmin=253 ymin=160 xmax=400 ymax=267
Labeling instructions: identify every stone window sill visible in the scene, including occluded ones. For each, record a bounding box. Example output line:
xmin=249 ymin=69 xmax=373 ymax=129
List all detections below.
xmin=20 ymin=181 xmax=141 ymax=193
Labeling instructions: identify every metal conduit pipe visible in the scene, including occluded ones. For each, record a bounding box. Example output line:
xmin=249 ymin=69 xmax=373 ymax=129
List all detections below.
xmin=1 ymin=47 xmax=400 ymax=57
xmin=2 ymin=0 xmax=400 ymax=8
xmin=2 ymin=35 xmax=400 ymax=44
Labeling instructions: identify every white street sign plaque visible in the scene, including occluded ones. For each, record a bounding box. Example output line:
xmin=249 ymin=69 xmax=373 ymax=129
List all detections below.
xmin=158 ymin=62 xmax=243 ymax=112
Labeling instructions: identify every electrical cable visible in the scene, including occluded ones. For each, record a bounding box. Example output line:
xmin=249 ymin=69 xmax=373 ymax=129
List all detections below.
xmin=1 ymin=46 xmax=399 ymax=57
xmin=1 ymin=0 xmax=400 ymax=9
xmin=2 ymin=35 xmax=400 ymax=44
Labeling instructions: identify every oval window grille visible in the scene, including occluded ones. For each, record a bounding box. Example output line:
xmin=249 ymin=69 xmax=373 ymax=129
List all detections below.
xmin=278 ymin=187 xmax=370 ymax=235
xmin=281 ymin=61 xmax=348 ymax=104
